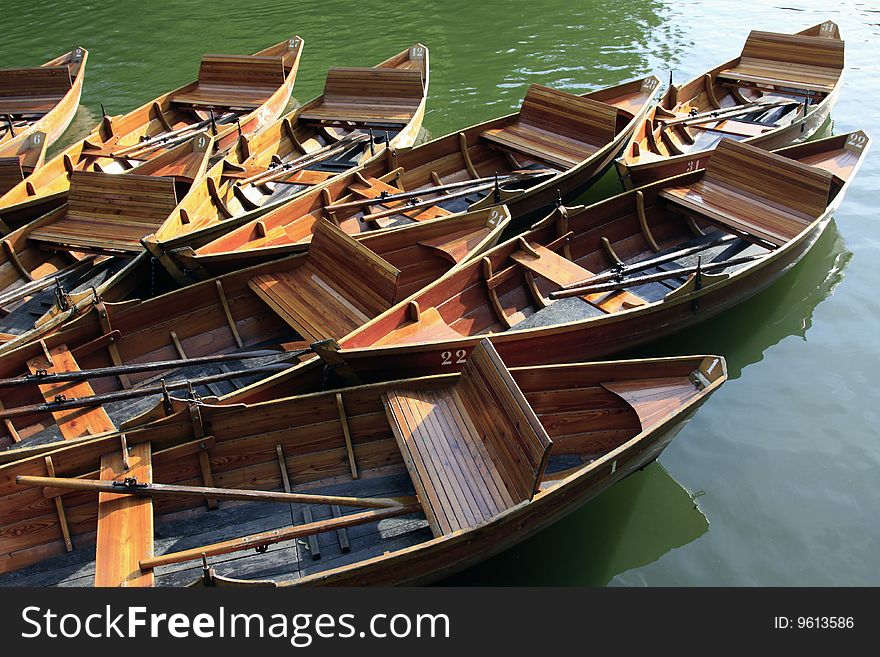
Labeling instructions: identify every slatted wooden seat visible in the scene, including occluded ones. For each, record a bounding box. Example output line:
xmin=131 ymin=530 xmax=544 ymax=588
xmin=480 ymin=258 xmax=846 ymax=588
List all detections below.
xmin=659 ymin=139 xmax=833 ymax=248
xmin=172 ymin=54 xmax=286 ymax=109
xmin=248 ymin=220 xmax=401 ymax=342
xmin=383 ymin=340 xmax=552 ymax=536
xmin=26 ymin=343 xmax=116 ymax=440
xmin=0 ymin=66 xmax=72 ymax=115
xmin=481 ymin=84 xmax=619 ymax=168
xmin=717 ymin=31 xmax=844 ymax=94
xmin=28 ymin=171 xmax=179 ymax=252
xmin=510 ymin=240 xmax=646 ymax=313
xmin=299 ymin=67 xmax=424 ymax=125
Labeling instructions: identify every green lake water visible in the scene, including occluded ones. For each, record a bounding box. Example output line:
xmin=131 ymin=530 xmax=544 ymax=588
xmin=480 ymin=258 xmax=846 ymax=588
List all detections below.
xmin=2 ymin=0 xmax=877 ymax=585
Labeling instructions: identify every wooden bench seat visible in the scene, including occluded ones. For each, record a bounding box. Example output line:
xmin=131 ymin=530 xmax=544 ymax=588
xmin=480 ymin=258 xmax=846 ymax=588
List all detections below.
xmin=26 ymin=343 xmax=116 ymax=440
xmin=349 ymin=176 xmax=453 ymax=226
xmin=248 ymin=220 xmax=400 ymax=342
xmin=299 ymin=67 xmax=424 ymax=125
xmin=659 ymin=138 xmax=833 ymax=248
xmin=0 ymin=65 xmax=72 ymax=115
xmin=510 ymin=241 xmax=646 ymax=313
xmin=172 ymin=54 xmax=286 ymax=110
xmin=383 ymin=340 xmax=552 ymax=536
xmin=28 ymin=171 xmax=179 ymax=253
xmin=481 ymin=84 xmax=619 ymax=168
xmin=717 ymin=31 xmax=844 ymax=94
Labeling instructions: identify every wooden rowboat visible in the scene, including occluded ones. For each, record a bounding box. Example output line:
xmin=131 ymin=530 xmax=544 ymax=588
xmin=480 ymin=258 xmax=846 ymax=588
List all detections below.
xmin=140 ymin=44 xmax=430 ymax=258
xmin=0 ymin=37 xmax=303 ymax=232
xmin=0 ymin=339 xmax=726 ymax=586
xmin=0 ymin=209 xmax=508 ymax=451
xmin=0 ymin=131 xmax=47 ymax=198
xmin=616 ymin=21 xmax=843 ymax=189
xmin=149 ymin=161 xmax=512 ymax=283
xmin=0 ymin=47 xmax=88 ymax=152
xmin=147 ymin=75 xmax=661 ymax=282
xmin=201 ymin=130 xmax=867 ymax=397
xmin=0 ymin=135 xmax=214 ymax=350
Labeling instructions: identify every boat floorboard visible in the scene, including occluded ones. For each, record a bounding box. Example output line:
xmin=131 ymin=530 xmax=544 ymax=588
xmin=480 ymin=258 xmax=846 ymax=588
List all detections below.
xmin=0 ymin=471 xmax=431 ymax=587
xmin=0 ymin=258 xmax=130 ymax=336
xmin=6 ymin=333 xmax=301 ymax=449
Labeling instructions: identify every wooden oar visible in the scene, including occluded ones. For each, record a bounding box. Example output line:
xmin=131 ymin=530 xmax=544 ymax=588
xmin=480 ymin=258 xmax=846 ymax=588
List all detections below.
xmin=0 ymin=363 xmax=292 ymax=420
xmin=0 ymin=346 xmax=308 ymax=388
xmin=558 ymin=234 xmax=738 ymax=290
xmin=550 ymin=253 xmax=766 ymax=299
xmin=16 ymin=475 xmax=418 ymax=509
xmin=111 ymin=112 xmax=234 ymax=157
xmin=236 ymin=134 xmax=370 ymax=188
xmin=325 ymin=170 xmax=555 ymax=212
xmin=140 ymin=504 xmax=422 ymax=570
xmin=0 ymin=255 xmax=98 ymax=308
xmin=658 ymin=100 xmax=790 ymax=129
xmin=361 ymin=172 xmax=553 ymax=222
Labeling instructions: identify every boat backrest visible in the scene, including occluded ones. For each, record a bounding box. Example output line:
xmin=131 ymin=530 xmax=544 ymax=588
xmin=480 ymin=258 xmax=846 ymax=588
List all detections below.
xmin=67 ymin=170 xmax=179 ymax=226
xmin=0 ymin=66 xmax=72 ymax=99
xmin=307 ymin=219 xmax=401 ymax=315
xmin=196 ymin=54 xmax=286 ymax=92
xmin=383 ymin=339 xmax=552 ymax=536
xmin=0 ymin=157 xmax=24 ymax=194
xmin=519 ymin=84 xmax=619 ymax=144
xmin=322 ymin=67 xmax=425 ymax=105
xmin=704 ymin=139 xmax=833 ymax=218
xmin=740 ymin=31 xmax=844 ymax=72
xmin=456 ymin=340 xmax=553 ymax=501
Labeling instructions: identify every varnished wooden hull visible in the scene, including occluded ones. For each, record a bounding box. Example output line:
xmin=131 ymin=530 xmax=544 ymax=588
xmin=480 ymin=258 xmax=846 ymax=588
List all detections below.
xmin=0 ymin=209 xmax=507 ymax=452
xmin=152 ymin=75 xmax=661 ymax=282
xmin=219 ymin=131 xmax=868 ymax=403
xmin=143 ymin=45 xmax=431 ymax=269
xmin=616 ymin=22 xmax=843 ymax=189
xmin=0 ymin=352 xmax=725 ymax=586
xmin=0 ymin=39 xmax=302 ymax=231
xmin=617 ymin=84 xmax=838 ymax=189
xmin=254 ymin=212 xmax=830 ymax=388
xmin=295 ymin=409 xmax=695 ymax=586
xmin=0 ymin=47 xmax=88 ymax=152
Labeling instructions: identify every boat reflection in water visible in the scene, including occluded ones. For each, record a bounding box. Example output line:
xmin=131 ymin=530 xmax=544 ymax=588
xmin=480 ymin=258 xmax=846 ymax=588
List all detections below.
xmin=440 ymin=459 xmax=708 ymax=586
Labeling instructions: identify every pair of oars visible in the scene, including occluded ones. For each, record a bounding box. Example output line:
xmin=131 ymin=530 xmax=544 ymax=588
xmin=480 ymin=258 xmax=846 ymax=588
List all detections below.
xmin=111 ymin=112 xmax=236 ymax=159
xmin=657 ymin=99 xmax=791 ymax=130
xmin=0 ymin=346 xmax=313 ymax=420
xmin=550 ymin=251 xmax=766 ymax=300
xmin=234 ymin=132 xmax=370 ymax=188
xmin=325 ymin=170 xmax=555 ymax=221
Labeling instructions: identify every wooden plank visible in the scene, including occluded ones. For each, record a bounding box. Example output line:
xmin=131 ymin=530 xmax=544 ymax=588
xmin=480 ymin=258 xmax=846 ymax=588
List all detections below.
xmin=510 ymin=242 xmax=646 ymax=311
xmin=94 ymin=441 xmax=154 ymax=587
xmin=139 ymin=504 xmax=422 ymax=570
xmin=26 ymin=344 xmax=116 ymax=440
